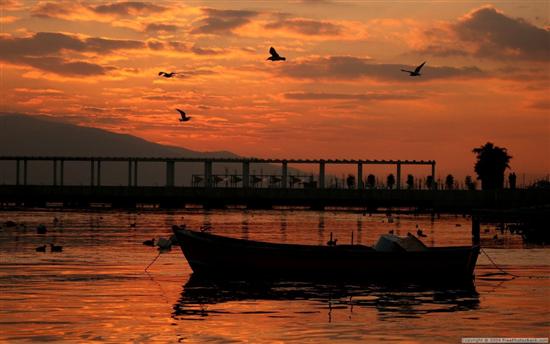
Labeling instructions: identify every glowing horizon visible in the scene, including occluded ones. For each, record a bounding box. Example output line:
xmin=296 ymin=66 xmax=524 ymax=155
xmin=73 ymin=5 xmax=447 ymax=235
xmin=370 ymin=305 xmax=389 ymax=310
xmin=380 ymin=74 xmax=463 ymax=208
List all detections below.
xmin=1 ymin=0 xmax=548 ymax=181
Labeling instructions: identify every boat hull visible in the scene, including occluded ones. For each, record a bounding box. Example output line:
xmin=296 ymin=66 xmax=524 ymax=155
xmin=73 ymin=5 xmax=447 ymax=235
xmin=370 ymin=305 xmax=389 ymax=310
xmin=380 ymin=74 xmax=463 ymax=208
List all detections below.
xmin=173 ymin=227 xmax=479 ymax=282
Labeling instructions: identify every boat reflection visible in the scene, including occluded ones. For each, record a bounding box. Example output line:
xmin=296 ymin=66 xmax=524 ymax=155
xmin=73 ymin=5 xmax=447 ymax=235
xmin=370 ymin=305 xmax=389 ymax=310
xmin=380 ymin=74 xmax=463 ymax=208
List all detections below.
xmin=172 ymin=274 xmax=480 ymax=320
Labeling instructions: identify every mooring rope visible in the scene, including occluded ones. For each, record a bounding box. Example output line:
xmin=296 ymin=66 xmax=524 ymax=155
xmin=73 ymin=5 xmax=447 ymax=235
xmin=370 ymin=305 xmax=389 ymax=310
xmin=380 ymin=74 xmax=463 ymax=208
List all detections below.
xmin=480 ymin=247 xmax=519 ymax=278
xmin=144 ymin=251 xmax=162 ymax=272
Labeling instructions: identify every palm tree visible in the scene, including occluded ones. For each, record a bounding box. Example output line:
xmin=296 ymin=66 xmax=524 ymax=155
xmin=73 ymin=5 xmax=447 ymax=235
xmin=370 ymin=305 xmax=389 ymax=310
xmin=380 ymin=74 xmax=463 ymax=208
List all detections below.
xmin=472 ymin=142 xmax=512 ymax=190
xmin=387 ymin=174 xmax=395 ymax=189
xmin=406 ymin=174 xmax=414 ymax=190
xmin=445 ymin=174 xmax=454 ymax=190
xmin=367 ymin=174 xmax=376 ymax=189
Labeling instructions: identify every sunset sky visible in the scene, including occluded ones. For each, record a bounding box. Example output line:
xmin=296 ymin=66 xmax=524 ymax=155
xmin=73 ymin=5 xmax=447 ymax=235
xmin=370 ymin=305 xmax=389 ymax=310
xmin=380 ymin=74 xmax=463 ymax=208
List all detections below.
xmin=1 ymin=0 xmax=549 ymax=180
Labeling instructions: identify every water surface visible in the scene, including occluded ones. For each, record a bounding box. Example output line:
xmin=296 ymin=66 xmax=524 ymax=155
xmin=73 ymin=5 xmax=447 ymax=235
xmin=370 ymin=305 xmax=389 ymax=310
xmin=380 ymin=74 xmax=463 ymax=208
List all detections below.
xmin=0 ymin=210 xmax=548 ymax=343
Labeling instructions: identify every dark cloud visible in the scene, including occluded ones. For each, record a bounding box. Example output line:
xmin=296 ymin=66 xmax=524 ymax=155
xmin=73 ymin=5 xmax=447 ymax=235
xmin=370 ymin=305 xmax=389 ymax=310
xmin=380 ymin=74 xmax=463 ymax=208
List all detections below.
xmin=454 ymin=7 xmax=550 ymax=61
xmin=0 ymin=32 xmax=143 ymax=56
xmin=191 ymin=8 xmax=258 ymax=35
xmin=284 ymin=92 xmax=422 ymax=101
xmin=31 ymin=2 xmax=76 ymax=18
xmin=92 ymin=2 xmax=167 ymax=15
xmin=142 ymin=95 xmax=179 ymax=101
xmin=528 ymin=99 xmax=550 ymax=110
xmin=0 ymin=32 xmax=142 ymax=76
xmin=147 ymin=40 xmax=165 ymax=50
xmin=419 ymin=7 xmax=550 ymax=61
xmin=265 ymin=18 xmax=342 ymax=35
xmin=32 ymin=2 xmax=167 ymax=19
xmin=145 ymin=23 xmax=179 ymax=34
xmin=191 ymin=45 xmax=227 ymax=55
xmin=168 ymin=41 xmax=190 ymax=51
xmin=277 ymin=56 xmax=484 ymax=81
xmin=19 ymin=57 xmax=112 ymax=76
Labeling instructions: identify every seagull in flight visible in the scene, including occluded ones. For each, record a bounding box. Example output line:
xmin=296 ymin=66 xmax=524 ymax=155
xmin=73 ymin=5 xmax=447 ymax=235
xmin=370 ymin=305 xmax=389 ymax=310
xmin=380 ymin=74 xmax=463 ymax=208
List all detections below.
xmin=176 ymin=109 xmax=191 ymax=122
xmin=158 ymin=71 xmax=179 ymax=78
xmin=267 ymin=47 xmax=286 ymax=61
xmin=401 ymin=61 xmax=426 ymax=76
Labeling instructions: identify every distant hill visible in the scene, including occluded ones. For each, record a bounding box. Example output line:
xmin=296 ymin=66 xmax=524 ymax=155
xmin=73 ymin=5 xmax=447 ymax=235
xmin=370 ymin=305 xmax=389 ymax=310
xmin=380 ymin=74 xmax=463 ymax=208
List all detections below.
xmin=0 ymin=113 xmax=296 ymax=186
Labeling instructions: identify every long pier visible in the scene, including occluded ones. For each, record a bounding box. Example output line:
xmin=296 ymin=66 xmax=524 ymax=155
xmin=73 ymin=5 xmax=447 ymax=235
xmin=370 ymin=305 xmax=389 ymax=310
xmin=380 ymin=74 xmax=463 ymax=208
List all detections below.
xmin=1 ymin=156 xmax=548 ymax=211
xmin=2 ymin=156 xmax=435 ymax=190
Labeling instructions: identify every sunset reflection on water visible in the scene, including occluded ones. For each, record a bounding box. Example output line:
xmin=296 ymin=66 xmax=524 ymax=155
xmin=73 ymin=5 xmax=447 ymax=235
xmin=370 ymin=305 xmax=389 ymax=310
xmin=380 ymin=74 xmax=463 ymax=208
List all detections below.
xmin=0 ymin=210 xmax=548 ymax=343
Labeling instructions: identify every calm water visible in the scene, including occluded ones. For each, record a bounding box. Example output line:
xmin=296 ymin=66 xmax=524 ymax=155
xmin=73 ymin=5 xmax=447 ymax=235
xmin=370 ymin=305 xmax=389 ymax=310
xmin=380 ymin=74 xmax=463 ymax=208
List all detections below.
xmin=0 ymin=209 xmax=548 ymax=343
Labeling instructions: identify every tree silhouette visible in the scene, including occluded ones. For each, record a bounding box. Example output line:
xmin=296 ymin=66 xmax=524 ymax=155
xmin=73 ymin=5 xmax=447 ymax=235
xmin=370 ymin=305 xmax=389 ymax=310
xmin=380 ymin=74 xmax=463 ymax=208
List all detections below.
xmin=367 ymin=174 xmax=376 ymax=189
xmin=465 ymin=175 xmax=476 ymax=190
xmin=472 ymin=142 xmax=512 ymax=190
xmin=445 ymin=174 xmax=454 ymax=190
xmin=387 ymin=174 xmax=395 ymax=190
xmin=406 ymin=174 xmax=414 ymax=190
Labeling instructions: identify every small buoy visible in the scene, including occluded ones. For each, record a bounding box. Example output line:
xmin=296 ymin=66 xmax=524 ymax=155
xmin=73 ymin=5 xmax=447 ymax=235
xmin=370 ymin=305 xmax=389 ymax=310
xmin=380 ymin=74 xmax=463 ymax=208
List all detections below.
xmin=143 ymin=238 xmax=155 ymax=246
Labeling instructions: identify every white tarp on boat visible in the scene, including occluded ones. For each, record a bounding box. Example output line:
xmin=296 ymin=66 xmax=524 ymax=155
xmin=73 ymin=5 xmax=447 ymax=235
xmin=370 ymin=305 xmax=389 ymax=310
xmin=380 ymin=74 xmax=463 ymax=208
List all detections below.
xmin=374 ymin=233 xmax=427 ymax=252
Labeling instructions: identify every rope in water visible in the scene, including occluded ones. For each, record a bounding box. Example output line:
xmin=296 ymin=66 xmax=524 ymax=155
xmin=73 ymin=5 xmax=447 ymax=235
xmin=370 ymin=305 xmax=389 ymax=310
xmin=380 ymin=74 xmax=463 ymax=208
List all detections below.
xmin=480 ymin=247 xmax=520 ymax=278
xmin=144 ymin=251 xmax=162 ymax=272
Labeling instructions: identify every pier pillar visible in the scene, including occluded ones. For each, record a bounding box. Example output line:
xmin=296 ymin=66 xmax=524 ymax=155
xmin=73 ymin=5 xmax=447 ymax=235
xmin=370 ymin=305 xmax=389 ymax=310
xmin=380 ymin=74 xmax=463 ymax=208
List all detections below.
xmin=357 ymin=163 xmax=363 ymax=189
xmin=166 ymin=160 xmax=175 ymax=187
xmin=97 ymin=160 xmax=101 ymax=186
xmin=128 ymin=160 xmax=132 ymax=187
xmin=134 ymin=160 xmax=138 ymax=187
xmin=282 ymin=161 xmax=288 ymax=189
xmin=204 ymin=161 xmax=213 ymax=188
xmin=60 ymin=160 xmax=64 ymax=186
xmin=319 ymin=161 xmax=325 ymax=189
xmin=431 ymin=162 xmax=436 ymax=190
xmin=16 ymin=159 xmax=20 ymax=185
xmin=23 ymin=159 xmax=27 ymax=185
xmin=53 ymin=160 xmax=57 ymax=186
xmin=472 ymin=217 xmax=480 ymax=246
xmin=90 ymin=160 xmax=95 ymax=187
xmin=243 ymin=161 xmax=250 ymax=188
xmin=396 ymin=162 xmax=401 ymax=190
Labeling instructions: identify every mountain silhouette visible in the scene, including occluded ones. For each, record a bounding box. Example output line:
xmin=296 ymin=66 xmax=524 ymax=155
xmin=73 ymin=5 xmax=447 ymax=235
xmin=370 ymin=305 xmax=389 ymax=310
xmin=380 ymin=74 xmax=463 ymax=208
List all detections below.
xmin=0 ymin=113 xmax=294 ymax=186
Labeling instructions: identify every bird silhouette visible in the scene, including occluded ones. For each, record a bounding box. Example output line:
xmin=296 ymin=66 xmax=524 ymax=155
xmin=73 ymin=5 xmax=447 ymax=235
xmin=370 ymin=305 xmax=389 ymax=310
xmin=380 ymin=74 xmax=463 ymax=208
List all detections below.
xmin=417 ymin=229 xmax=427 ymax=237
xmin=401 ymin=61 xmax=426 ymax=76
xmin=50 ymin=243 xmax=63 ymax=252
xmin=35 ymin=245 xmax=47 ymax=252
xmin=176 ymin=109 xmax=191 ymax=122
xmin=158 ymin=71 xmax=178 ymax=78
xmin=267 ymin=47 xmax=286 ymax=61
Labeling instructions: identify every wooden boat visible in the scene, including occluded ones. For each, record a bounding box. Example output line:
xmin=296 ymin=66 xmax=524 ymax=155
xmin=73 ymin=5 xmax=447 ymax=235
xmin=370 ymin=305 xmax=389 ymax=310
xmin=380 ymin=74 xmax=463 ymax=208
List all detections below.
xmin=172 ymin=225 xmax=479 ymax=282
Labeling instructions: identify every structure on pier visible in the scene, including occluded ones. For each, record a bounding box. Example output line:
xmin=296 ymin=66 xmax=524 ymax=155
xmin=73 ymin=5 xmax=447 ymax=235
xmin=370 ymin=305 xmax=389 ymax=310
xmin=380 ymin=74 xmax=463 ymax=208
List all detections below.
xmin=2 ymin=156 xmax=436 ymax=190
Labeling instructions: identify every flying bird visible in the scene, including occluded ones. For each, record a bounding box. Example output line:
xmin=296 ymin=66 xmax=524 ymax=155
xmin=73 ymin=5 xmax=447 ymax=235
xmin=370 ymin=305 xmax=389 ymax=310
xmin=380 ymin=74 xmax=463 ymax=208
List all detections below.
xmin=267 ymin=47 xmax=286 ymax=61
xmin=176 ymin=108 xmax=191 ymax=122
xmin=401 ymin=61 xmax=426 ymax=76
xmin=158 ymin=71 xmax=178 ymax=78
